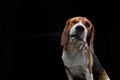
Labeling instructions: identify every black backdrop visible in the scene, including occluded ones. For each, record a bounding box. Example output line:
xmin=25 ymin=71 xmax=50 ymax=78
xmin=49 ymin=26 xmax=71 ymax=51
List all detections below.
xmin=1 ymin=0 xmax=118 ymax=80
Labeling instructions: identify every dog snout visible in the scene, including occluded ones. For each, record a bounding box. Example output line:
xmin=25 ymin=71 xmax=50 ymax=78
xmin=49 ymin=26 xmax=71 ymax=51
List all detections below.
xmin=76 ymin=25 xmax=84 ymax=32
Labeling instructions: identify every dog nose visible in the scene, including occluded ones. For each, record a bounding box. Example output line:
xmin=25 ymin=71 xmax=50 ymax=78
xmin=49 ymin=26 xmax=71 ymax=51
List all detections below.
xmin=76 ymin=25 xmax=84 ymax=31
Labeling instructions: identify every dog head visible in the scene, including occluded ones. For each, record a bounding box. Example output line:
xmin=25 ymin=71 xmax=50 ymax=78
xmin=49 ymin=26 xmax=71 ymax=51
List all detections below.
xmin=61 ymin=16 xmax=95 ymax=51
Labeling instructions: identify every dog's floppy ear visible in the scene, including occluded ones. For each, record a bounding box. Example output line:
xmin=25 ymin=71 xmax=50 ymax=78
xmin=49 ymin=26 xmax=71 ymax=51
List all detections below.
xmin=87 ymin=24 xmax=95 ymax=54
xmin=61 ymin=20 xmax=70 ymax=49
xmin=90 ymin=26 xmax=95 ymax=54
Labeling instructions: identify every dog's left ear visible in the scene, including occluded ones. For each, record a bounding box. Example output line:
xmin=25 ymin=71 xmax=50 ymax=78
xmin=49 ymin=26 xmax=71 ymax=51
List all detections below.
xmin=87 ymin=25 xmax=95 ymax=54
xmin=61 ymin=19 xmax=70 ymax=50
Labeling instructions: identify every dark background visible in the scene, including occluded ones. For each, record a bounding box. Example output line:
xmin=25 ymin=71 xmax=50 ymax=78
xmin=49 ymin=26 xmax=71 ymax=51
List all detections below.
xmin=1 ymin=0 xmax=118 ymax=80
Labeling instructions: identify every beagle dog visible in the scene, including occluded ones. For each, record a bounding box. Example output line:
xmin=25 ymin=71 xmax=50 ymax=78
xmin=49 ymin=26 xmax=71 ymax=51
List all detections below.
xmin=61 ymin=16 xmax=110 ymax=80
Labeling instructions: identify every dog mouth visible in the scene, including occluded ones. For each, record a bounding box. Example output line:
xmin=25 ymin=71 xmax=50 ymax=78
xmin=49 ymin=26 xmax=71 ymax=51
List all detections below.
xmin=70 ymin=34 xmax=80 ymax=39
xmin=70 ymin=34 xmax=78 ymax=37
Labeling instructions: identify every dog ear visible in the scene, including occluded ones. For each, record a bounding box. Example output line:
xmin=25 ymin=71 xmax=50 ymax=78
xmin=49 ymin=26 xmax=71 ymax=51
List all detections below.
xmin=87 ymin=25 xmax=95 ymax=54
xmin=61 ymin=20 xmax=70 ymax=48
xmin=61 ymin=31 xmax=69 ymax=46
xmin=90 ymin=26 xmax=95 ymax=54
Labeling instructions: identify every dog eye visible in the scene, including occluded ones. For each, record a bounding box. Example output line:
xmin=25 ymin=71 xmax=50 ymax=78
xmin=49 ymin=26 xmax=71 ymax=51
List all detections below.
xmin=85 ymin=22 xmax=90 ymax=28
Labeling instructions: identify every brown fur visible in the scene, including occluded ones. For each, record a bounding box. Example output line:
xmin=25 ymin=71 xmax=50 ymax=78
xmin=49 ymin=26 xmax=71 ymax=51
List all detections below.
xmin=99 ymin=70 xmax=110 ymax=80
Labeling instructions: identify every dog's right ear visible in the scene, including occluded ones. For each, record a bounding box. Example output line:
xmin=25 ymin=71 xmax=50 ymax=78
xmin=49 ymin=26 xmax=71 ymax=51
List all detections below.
xmin=61 ymin=20 xmax=70 ymax=48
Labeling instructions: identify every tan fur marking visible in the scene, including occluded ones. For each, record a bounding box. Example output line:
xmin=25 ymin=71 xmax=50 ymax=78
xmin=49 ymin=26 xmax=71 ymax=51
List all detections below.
xmin=99 ymin=70 xmax=110 ymax=80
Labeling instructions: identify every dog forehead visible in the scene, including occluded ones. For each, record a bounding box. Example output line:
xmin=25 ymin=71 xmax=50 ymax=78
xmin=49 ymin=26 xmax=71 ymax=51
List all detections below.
xmin=69 ymin=17 xmax=81 ymax=22
xmin=64 ymin=16 xmax=93 ymax=33
xmin=67 ymin=17 xmax=85 ymax=28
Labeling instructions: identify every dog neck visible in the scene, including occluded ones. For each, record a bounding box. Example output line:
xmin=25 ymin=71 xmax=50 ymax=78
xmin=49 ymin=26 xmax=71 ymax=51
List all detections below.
xmin=68 ymin=38 xmax=86 ymax=48
xmin=66 ymin=40 xmax=87 ymax=57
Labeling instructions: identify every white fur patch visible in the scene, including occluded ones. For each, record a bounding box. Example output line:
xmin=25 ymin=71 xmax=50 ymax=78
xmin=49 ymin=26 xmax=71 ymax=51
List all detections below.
xmin=62 ymin=45 xmax=89 ymax=78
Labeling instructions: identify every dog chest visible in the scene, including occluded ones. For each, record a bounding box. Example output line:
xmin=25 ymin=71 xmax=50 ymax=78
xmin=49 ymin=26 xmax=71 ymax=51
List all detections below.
xmin=62 ymin=50 xmax=89 ymax=76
